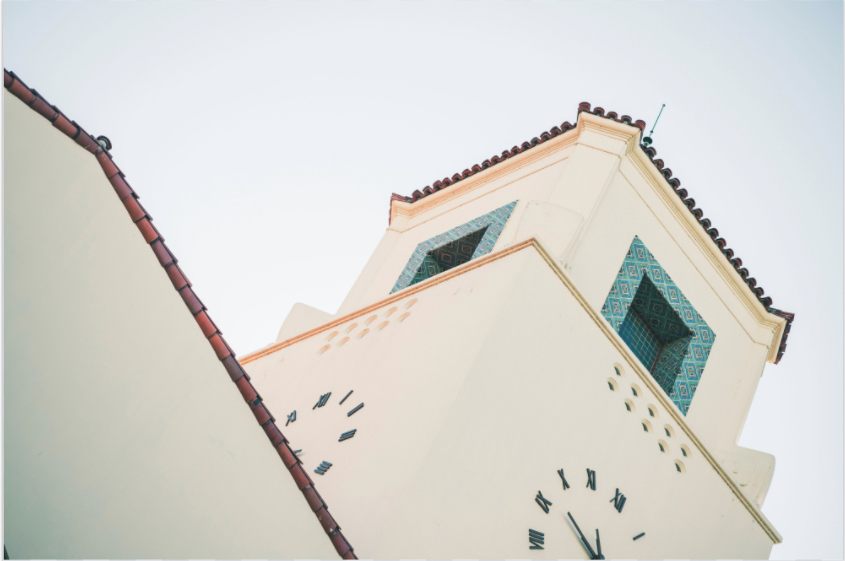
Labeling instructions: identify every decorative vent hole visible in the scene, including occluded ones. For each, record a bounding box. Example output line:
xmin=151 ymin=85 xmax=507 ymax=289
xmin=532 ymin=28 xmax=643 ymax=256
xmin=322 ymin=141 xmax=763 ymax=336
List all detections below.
xmin=345 ymin=323 xmax=358 ymax=334
xmin=675 ymin=460 xmax=686 ymax=473
xmin=631 ymin=384 xmax=641 ymax=397
xmin=624 ymin=399 xmax=635 ymax=412
xmin=365 ymin=315 xmax=378 ymax=325
xmin=404 ymin=298 xmax=418 ymax=309
xmin=613 ymin=365 xmax=623 ymax=377
xmin=357 ymin=328 xmax=370 ymax=339
xmin=398 ymin=312 xmax=411 ymax=322
xmin=377 ymin=321 xmax=389 ymax=331
xmin=658 ymin=440 xmax=667 ymax=453
xmin=318 ymin=344 xmax=331 ymax=355
xmin=326 ymin=331 xmax=339 ymax=342
xmin=337 ymin=336 xmax=350 ymax=346
xmin=647 ymin=406 xmax=657 ymax=418
xmin=385 ymin=306 xmax=398 ymax=317
xmin=607 ymin=378 xmax=618 ymax=391
xmin=664 ymin=425 xmax=674 ymax=438
xmin=641 ymin=419 xmax=652 ymax=433
xmin=680 ymin=445 xmax=689 ymax=458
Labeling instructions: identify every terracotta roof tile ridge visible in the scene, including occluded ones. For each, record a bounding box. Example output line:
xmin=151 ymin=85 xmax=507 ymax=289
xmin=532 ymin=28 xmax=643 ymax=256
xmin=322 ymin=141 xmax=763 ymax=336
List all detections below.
xmin=4 ymin=68 xmax=356 ymax=559
xmin=394 ymin=100 xmax=794 ymax=363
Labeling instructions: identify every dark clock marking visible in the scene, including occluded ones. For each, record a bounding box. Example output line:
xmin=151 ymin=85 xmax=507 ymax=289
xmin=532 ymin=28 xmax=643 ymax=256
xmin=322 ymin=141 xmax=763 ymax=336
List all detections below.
xmin=339 ymin=389 xmax=354 ymax=405
xmin=347 ymin=402 xmax=364 ymax=417
xmin=314 ymin=461 xmax=333 ymax=475
xmin=313 ymin=392 xmax=332 ymax=409
xmin=632 ymin=532 xmax=646 ymax=541
xmin=586 ymin=468 xmax=597 ymax=490
xmin=339 ymin=429 xmax=357 ymax=442
xmin=610 ymin=488 xmax=627 ymax=513
xmin=285 ymin=410 xmax=297 ymax=426
xmin=557 ymin=468 xmax=571 ymax=490
xmin=293 ymin=449 xmax=303 ymax=456
xmin=528 ymin=529 xmax=545 ymax=550
xmin=535 ymin=490 xmax=552 ymax=513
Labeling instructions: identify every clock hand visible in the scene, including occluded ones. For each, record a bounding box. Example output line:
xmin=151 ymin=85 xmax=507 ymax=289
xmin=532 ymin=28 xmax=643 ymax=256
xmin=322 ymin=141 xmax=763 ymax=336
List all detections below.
xmin=595 ymin=528 xmax=605 ymax=560
xmin=565 ymin=511 xmax=598 ymax=560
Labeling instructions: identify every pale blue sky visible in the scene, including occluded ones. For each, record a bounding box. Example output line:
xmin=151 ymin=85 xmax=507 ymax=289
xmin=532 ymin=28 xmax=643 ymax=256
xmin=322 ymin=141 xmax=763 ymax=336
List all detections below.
xmin=3 ymin=1 xmax=843 ymax=559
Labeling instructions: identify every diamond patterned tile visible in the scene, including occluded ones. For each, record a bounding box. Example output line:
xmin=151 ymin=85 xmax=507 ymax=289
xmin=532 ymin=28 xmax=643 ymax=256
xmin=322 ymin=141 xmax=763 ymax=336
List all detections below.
xmin=601 ymin=237 xmax=715 ymax=415
xmin=391 ymin=201 xmax=517 ymax=293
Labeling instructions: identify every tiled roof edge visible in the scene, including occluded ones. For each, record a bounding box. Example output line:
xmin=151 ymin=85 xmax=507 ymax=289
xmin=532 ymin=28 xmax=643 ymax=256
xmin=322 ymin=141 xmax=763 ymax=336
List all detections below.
xmin=3 ymin=69 xmax=357 ymax=559
xmin=393 ymin=101 xmax=794 ymax=363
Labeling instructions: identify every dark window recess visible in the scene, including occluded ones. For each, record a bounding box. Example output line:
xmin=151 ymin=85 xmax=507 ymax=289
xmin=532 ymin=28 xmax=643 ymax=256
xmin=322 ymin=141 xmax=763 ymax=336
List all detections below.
xmin=619 ymin=273 xmax=692 ymax=397
xmin=409 ymin=226 xmax=488 ymax=286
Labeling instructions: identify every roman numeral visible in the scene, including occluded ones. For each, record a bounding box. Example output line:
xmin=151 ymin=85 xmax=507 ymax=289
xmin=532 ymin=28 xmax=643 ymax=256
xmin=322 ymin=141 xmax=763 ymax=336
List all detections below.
xmin=557 ymin=468 xmax=570 ymax=490
xmin=339 ymin=389 xmax=354 ymax=405
xmin=339 ymin=429 xmax=357 ymax=442
xmin=314 ymin=461 xmax=333 ymax=475
xmin=633 ymin=532 xmax=646 ymax=541
xmin=528 ymin=529 xmax=545 ymax=550
xmin=586 ymin=468 xmax=596 ymax=490
xmin=535 ymin=490 xmax=552 ymax=513
xmin=347 ymin=402 xmax=364 ymax=417
xmin=285 ymin=410 xmax=297 ymax=426
xmin=610 ymin=488 xmax=627 ymax=513
xmin=313 ymin=392 xmax=332 ymax=409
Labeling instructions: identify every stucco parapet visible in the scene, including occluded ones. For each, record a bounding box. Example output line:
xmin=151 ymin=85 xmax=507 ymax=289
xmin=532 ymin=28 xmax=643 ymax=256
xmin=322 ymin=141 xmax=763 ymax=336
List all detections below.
xmin=242 ymin=238 xmax=781 ymax=545
xmin=389 ymin=132 xmax=577 ymax=227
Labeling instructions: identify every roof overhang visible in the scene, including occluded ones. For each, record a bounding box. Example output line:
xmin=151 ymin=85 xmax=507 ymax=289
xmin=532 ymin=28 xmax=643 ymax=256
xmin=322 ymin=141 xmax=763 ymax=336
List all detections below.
xmin=389 ymin=107 xmax=793 ymax=364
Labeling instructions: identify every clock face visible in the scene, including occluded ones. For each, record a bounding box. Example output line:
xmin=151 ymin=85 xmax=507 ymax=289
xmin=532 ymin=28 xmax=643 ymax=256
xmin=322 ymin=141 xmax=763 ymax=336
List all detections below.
xmin=281 ymin=387 xmax=365 ymax=476
xmin=528 ymin=464 xmax=647 ymax=559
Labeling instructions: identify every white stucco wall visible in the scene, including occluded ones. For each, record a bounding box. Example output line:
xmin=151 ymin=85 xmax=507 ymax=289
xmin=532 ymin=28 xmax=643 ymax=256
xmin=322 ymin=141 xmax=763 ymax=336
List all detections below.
xmin=3 ymin=90 xmax=336 ymax=559
xmin=245 ymin=244 xmax=777 ymax=558
xmin=310 ymin=115 xmax=784 ymax=500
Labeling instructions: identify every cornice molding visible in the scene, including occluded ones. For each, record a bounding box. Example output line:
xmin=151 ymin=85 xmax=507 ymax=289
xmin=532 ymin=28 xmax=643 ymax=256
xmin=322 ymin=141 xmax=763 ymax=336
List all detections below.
xmin=389 ymin=131 xmax=578 ymax=224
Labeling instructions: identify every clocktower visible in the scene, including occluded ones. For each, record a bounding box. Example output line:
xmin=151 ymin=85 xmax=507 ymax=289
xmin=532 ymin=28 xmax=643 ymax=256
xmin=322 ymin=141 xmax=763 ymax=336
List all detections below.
xmin=242 ymin=103 xmax=793 ymax=559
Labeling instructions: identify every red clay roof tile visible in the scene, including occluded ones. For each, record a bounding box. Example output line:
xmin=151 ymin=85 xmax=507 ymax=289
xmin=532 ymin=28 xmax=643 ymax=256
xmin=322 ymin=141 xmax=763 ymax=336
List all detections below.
xmin=136 ymin=218 xmax=161 ymax=244
xmin=179 ymin=287 xmax=205 ymax=315
xmin=209 ymin=333 xmax=233 ymax=360
xmin=3 ymin=68 xmax=355 ymax=559
xmin=289 ymin=464 xmax=312 ymax=490
xmin=276 ymin=442 xmax=299 ymax=469
xmin=263 ymin=423 xmax=287 ymax=447
xmin=194 ymin=310 xmax=219 ymax=339
xmin=302 ymin=485 xmax=324 ymax=512
xmin=150 ymin=239 xmax=176 ymax=267
xmin=221 ymin=356 xmax=245 ymax=382
xmin=317 ymin=510 xmax=339 ymax=534
xmin=252 ymin=403 xmax=273 ymax=426
xmin=109 ymin=173 xmax=135 ymax=201
xmin=234 ymin=375 xmax=258 ymax=403
xmin=96 ymin=151 xmax=120 ymax=178
xmin=122 ymin=195 xmax=148 ymax=223
xmin=29 ymin=95 xmax=57 ymax=122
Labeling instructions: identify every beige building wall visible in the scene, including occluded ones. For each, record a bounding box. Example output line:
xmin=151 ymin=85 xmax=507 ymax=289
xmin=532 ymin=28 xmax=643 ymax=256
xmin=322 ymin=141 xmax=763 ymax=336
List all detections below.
xmin=3 ymin=90 xmax=335 ymax=559
xmin=245 ymin=244 xmax=777 ymax=558
xmin=246 ymin=111 xmax=788 ymax=557
xmin=306 ymin=114 xmax=785 ymax=490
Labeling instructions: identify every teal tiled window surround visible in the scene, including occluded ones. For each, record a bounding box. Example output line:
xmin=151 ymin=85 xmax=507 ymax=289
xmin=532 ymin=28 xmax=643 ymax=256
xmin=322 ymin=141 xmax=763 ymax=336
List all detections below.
xmin=391 ymin=201 xmax=517 ymax=293
xmin=601 ymin=237 xmax=715 ymax=415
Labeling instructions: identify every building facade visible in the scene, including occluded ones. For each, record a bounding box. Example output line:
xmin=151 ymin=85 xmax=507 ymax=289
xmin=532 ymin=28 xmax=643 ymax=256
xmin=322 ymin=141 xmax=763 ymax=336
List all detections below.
xmin=4 ymin=65 xmax=793 ymax=558
xmin=242 ymin=106 xmax=793 ymax=558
